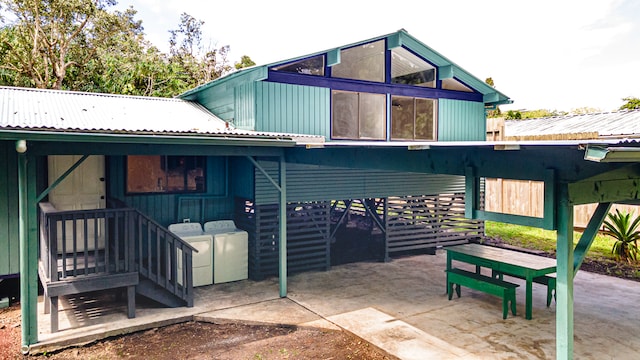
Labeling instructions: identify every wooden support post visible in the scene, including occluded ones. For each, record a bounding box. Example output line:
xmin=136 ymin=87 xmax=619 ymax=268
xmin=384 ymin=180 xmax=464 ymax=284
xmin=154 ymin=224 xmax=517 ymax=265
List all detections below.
xmin=556 ymin=183 xmax=574 ymax=360
xmin=279 ymin=156 xmax=287 ymax=298
xmin=573 ymin=202 xmax=611 ymax=277
xmin=18 ymin=146 xmax=38 ymax=352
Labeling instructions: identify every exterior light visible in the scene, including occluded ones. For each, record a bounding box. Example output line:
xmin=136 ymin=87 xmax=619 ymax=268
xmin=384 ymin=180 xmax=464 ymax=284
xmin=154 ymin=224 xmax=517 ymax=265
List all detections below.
xmin=16 ymin=140 xmax=27 ymax=153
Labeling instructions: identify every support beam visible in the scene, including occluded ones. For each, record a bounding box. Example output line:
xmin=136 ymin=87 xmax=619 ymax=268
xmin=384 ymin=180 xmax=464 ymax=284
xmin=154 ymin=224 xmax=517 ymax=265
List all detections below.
xmin=573 ymin=202 xmax=611 ymax=277
xmin=279 ymin=156 xmax=287 ymax=297
xmin=556 ymin=183 xmax=574 ymax=360
xmin=36 ymin=154 xmax=89 ymax=202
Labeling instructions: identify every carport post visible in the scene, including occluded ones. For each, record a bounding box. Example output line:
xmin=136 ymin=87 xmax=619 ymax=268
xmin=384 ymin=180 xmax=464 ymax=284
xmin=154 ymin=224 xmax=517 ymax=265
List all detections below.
xmin=279 ymin=156 xmax=287 ymax=297
xmin=17 ymin=142 xmax=38 ymax=352
xmin=556 ymin=183 xmax=574 ymax=360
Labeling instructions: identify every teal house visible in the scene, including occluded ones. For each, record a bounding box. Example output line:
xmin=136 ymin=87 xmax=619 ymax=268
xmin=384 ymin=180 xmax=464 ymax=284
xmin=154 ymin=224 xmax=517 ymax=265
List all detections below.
xmin=1 ymin=29 xmax=635 ymax=359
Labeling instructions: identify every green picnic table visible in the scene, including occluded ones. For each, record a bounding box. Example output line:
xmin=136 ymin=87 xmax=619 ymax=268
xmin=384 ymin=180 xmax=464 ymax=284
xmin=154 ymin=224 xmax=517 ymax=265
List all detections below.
xmin=445 ymin=243 xmax=557 ymax=320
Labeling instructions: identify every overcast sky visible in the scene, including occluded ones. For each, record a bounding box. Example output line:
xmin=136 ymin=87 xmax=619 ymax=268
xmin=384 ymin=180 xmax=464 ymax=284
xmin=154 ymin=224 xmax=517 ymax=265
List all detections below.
xmin=117 ymin=0 xmax=640 ymax=113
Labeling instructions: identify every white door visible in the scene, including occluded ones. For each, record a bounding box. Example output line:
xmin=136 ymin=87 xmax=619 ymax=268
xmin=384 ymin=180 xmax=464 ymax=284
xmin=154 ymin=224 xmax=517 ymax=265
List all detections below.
xmin=48 ymin=155 xmax=106 ymax=252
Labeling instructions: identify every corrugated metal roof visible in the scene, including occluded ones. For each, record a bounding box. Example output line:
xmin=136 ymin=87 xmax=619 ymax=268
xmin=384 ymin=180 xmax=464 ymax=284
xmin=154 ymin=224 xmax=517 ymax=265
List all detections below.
xmin=505 ymin=110 xmax=640 ymax=138
xmin=0 ymin=86 xmax=323 ymax=143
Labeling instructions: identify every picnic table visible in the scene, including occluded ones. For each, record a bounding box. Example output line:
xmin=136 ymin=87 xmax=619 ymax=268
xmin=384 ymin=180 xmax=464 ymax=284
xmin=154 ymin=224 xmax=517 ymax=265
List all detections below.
xmin=445 ymin=243 xmax=557 ymax=320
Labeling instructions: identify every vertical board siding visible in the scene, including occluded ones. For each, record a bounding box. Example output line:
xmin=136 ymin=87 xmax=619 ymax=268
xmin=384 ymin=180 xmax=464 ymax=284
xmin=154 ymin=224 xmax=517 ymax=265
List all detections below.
xmin=235 ymin=198 xmax=330 ymax=280
xmin=255 ymin=82 xmax=330 ymax=138
xmin=108 ymin=156 xmax=234 ymax=226
xmin=255 ymin=160 xmax=466 ymax=205
xmin=0 ymin=141 xmax=20 ymax=276
xmin=438 ymin=99 xmax=485 ymax=141
xmin=234 ymin=83 xmax=256 ymax=130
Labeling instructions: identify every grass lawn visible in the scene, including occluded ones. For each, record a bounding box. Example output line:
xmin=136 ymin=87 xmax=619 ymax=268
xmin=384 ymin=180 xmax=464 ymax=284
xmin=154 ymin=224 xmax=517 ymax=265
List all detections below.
xmin=484 ymin=221 xmax=618 ymax=262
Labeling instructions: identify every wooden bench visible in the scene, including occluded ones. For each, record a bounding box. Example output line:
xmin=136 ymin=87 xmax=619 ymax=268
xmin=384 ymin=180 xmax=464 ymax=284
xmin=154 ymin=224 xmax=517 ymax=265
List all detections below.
xmin=493 ymin=271 xmax=556 ymax=307
xmin=446 ymin=268 xmax=519 ymax=319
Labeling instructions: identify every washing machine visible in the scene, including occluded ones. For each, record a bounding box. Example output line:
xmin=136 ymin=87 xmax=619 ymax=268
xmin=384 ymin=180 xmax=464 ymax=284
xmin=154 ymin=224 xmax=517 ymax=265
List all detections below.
xmin=168 ymin=222 xmax=213 ymax=287
xmin=204 ymin=220 xmax=248 ymax=284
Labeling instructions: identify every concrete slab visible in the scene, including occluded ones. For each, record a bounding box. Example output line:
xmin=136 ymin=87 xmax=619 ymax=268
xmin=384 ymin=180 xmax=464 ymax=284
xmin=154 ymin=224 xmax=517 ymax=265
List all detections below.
xmin=29 ymin=250 xmax=640 ymax=359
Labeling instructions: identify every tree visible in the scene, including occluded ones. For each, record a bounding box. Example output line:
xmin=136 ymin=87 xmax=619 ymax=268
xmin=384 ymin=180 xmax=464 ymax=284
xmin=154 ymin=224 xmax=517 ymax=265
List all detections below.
xmin=620 ymin=97 xmax=640 ymax=110
xmin=484 ymin=77 xmax=501 ymax=118
xmin=603 ymin=209 xmax=640 ymax=263
xmin=505 ymin=110 xmax=522 ymax=120
xmin=235 ymin=55 xmax=256 ymax=70
xmin=0 ymin=4 xmax=243 ymax=96
xmin=168 ymin=12 xmax=232 ymax=88
xmin=0 ymin=0 xmax=126 ymax=89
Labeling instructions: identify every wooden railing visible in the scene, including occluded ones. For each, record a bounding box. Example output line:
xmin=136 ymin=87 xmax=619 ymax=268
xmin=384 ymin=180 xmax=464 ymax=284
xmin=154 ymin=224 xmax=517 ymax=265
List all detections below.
xmin=39 ymin=202 xmax=196 ymax=307
xmin=134 ymin=211 xmax=196 ymax=305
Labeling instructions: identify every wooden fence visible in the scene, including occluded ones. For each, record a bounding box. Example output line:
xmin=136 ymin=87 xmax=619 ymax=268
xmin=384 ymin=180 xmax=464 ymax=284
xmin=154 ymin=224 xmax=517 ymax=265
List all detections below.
xmin=485 ymin=179 xmax=640 ymax=228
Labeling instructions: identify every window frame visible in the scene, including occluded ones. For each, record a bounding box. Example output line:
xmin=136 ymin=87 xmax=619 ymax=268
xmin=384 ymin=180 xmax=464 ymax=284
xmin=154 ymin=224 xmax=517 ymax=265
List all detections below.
xmin=125 ymin=155 xmax=207 ymax=195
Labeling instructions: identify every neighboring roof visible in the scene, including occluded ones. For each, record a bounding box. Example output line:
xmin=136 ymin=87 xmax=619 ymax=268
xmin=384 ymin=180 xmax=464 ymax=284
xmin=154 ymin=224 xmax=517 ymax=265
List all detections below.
xmin=0 ymin=86 xmax=323 ymax=144
xmin=505 ymin=110 xmax=640 ymax=139
xmin=180 ymin=29 xmax=511 ymax=107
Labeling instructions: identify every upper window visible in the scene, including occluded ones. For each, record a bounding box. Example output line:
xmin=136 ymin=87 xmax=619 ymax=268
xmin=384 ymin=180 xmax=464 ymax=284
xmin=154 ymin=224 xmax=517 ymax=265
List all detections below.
xmin=332 ymin=90 xmax=386 ymax=140
xmin=391 ymin=96 xmax=436 ymax=141
xmin=391 ymin=47 xmax=436 ymax=88
xmin=331 ymin=40 xmax=385 ymax=82
xmin=126 ymin=156 xmax=206 ymax=194
xmin=272 ymin=55 xmax=325 ymax=76
xmin=441 ymin=78 xmax=473 ymax=92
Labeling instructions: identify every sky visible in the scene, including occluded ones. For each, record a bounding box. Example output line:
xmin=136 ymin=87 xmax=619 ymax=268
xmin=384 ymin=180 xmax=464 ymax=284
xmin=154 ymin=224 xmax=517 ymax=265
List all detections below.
xmin=116 ymin=0 xmax=640 ymax=113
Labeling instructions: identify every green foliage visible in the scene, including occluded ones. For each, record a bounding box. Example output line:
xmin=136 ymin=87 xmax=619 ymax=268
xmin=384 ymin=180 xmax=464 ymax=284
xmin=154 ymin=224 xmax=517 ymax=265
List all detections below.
xmin=0 ymin=2 xmax=243 ymax=97
xmin=619 ymin=97 xmax=640 ymax=110
xmin=505 ymin=110 xmax=521 ymax=120
xmin=235 ymin=55 xmax=256 ymax=70
xmin=602 ymin=210 xmax=640 ymax=263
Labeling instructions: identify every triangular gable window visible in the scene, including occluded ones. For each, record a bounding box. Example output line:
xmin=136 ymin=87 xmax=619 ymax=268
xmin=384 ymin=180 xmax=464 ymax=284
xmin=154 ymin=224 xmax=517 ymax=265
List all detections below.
xmin=331 ymin=40 xmax=385 ymax=82
xmin=441 ymin=78 xmax=473 ymax=93
xmin=272 ymin=55 xmax=325 ymax=76
xmin=391 ymin=47 xmax=436 ymax=88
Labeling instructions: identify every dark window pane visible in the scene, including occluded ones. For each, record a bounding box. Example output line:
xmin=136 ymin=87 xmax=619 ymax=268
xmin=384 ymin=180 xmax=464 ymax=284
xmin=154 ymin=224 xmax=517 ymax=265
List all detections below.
xmin=331 ymin=40 xmax=385 ymax=82
xmin=332 ymin=91 xmax=359 ymax=139
xmin=272 ymin=55 xmax=325 ymax=76
xmin=391 ymin=96 xmax=415 ymax=140
xmin=127 ymin=155 xmax=206 ymax=194
xmin=415 ymin=98 xmax=436 ymax=140
xmin=359 ymin=93 xmax=386 ymax=139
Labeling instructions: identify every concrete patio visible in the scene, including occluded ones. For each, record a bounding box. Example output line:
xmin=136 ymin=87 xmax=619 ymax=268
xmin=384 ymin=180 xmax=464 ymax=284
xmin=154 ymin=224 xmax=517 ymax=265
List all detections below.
xmin=32 ymin=249 xmax=640 ymax=359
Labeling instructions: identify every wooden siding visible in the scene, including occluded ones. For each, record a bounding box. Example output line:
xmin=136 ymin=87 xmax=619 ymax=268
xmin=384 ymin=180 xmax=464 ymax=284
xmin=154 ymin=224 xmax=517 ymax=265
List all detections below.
xmin=185 ymin=67 xmax=267 ymax=124
xmin=386 ymin=194 xmax=484 ymax=254
xmin=438 ymin=99 xmax=486 ymax=141
xmin=255 ymin=82 xmax=330 ymax=137
xmin=255 ymin=160 xmax=466 ymax=205
xmin=108 ymin=156 xmax=234 ymax=226
xmin=235 ymin=198 xmax=330 ymax=280
xmin=234 ymin=82 xmax=256 ymax=130
xmin=0 ymin=141 xmax=20 ymax=276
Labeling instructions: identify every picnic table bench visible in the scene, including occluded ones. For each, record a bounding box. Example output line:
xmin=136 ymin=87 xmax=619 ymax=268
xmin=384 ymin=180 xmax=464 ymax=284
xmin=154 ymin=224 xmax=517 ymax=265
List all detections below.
xmin=445 ymin=243 xmax=557 ymax=320
xmin=446 ymin=268 xmax=519 ymax=319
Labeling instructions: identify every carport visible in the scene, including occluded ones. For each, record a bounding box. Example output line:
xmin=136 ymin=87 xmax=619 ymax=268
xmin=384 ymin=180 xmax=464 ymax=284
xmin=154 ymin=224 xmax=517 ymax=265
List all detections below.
xmin=10 ymin=131 xmax=640 ymax=359
xmin=285 ymin=139 xmax=640 ymax=359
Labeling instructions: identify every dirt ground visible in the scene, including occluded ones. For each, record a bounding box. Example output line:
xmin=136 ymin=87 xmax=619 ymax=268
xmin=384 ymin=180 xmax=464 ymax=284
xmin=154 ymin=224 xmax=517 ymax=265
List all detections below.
xmin=0 ymin=303 xmax=398 ymax=360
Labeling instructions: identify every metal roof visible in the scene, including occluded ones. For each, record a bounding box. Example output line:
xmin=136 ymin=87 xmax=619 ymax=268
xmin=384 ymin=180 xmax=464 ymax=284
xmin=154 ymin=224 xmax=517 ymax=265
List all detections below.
xmin=505 ymin=110 xmax=640 ymax=138
xmin=0 ymin=86 xmax=324 ymax=144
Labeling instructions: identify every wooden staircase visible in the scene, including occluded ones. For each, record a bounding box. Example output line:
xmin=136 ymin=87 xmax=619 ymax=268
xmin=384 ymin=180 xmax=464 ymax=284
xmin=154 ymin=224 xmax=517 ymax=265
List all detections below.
xmin=38 ymin=202 xmax=197 ymax=332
